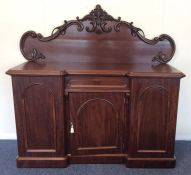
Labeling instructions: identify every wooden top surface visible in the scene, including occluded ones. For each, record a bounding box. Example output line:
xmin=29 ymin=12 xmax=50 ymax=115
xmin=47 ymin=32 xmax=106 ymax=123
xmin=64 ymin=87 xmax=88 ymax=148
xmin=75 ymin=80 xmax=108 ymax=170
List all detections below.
xmin=6 ymin=61 xmax=185 ymax=78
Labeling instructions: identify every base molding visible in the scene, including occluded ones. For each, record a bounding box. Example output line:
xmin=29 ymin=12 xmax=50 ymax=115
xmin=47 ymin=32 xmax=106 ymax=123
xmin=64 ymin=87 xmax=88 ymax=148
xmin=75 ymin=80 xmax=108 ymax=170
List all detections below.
xmin=126 ymin=157 xmax=176 ymax=168
xmin=16 ymin=156 xmax=68 ymax=168
xmin=16 ymin=155 xmax=176 ymax=168
xmin=69 ymin=154 xmax=126 ymax=164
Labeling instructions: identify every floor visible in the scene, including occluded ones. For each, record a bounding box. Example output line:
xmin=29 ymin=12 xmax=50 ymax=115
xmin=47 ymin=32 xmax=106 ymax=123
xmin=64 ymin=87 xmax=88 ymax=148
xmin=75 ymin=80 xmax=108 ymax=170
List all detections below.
xmin=0 ymin=140 xmax=190 ymax=175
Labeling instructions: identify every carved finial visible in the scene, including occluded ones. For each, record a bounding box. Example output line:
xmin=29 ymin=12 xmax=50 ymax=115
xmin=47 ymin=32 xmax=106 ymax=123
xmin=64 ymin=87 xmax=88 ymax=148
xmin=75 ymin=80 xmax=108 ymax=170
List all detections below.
xmin=96 ymin=4 xmax=101 ymax=9
xmin=82 ymin=4 xmax=120 ymax=34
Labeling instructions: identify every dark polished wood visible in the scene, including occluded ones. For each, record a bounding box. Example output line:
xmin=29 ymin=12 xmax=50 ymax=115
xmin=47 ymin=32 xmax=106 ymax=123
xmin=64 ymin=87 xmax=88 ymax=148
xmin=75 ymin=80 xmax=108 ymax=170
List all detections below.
xmin=11 ymin=76 xmax=68 ymax=167
xmin=69 ymin=92 xmax=125 ymax=155
xmin=6 ymin=4 xmax=185 ymax=168
xmin=128 ymin=78 xmax=180 ymax=158
xmin=126 ymin=157 xmax=176 ymax=168
xmin=69 ymin=154 xmax=126 ymax=164
xmin=19 ymin=5 xmax=175 ymax=64
xmin=6 ymin=62 xmax=184 ymax=78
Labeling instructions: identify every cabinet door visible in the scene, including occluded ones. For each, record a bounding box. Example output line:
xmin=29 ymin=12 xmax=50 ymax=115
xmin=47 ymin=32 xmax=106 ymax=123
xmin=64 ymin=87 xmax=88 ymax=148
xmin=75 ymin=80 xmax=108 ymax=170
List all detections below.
xmin=12 ymin=76 xmax=66 ymax=157
xmin=69 ymin=92 xmax=125 ymax=155
xmin=128 ymin=78 xmax=180 ymax=158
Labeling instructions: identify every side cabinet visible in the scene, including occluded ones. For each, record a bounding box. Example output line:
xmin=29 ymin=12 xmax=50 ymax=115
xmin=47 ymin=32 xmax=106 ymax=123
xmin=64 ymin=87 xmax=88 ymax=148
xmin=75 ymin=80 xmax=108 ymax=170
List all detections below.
xmin=127 ymin=78 xmax=180 ymax=168
xmin=12 ymin=76 xmax=68 ymax=167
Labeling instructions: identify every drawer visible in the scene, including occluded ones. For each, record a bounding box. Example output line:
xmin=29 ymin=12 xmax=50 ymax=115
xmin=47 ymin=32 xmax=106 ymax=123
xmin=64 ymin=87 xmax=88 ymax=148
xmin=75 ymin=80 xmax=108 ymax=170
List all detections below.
xmin=65 ymin=76 xmax=129 ymax=93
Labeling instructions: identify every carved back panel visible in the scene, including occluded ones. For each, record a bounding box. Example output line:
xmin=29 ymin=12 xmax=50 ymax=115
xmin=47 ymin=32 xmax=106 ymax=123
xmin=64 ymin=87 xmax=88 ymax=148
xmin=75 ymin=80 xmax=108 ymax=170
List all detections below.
xmin=20 ymin=5 xmax=175 ymax=64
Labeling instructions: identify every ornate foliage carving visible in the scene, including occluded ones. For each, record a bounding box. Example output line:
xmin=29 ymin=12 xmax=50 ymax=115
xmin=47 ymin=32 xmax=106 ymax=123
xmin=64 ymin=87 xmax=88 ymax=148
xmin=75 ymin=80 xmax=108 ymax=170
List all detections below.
xmin=114 ymin=22 xmax=175 ymax=64
xmin=20 ymin=4 xmax=176 ymax=64
xmin=81 ymin=4 xmax=121 ymax=34
xmin=151 ymin=35 xmax=176 ymax=64
xmin=20 ymin=31 xmax=46 ymax=62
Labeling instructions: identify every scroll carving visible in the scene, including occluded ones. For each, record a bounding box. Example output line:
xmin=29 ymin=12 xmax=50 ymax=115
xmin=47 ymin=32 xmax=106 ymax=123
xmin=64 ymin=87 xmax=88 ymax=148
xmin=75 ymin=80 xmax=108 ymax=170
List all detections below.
xmin=81 ymin=4 xmax=121 ymax=34
xmin=114 ymin=22 xmax=175 ymax=64
xmin=20 ymin=31 xmax=46 ymax=62
xmin=152 ymin=35 xmax=176 ymax=64
xmin=20 ymin=4 xmax=176 ymax=64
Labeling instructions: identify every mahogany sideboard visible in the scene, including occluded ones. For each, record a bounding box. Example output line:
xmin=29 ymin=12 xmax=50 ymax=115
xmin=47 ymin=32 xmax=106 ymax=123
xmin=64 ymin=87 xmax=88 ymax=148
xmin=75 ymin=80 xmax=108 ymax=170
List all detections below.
xmin=6 ymin=5 xmax=185 ymax=168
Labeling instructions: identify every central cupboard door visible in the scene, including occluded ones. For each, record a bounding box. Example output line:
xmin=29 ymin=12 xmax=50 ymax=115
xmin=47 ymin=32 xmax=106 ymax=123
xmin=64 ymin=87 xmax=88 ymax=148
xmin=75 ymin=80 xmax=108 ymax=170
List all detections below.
xmin=69 ymin=92 xmax=126 ymax=156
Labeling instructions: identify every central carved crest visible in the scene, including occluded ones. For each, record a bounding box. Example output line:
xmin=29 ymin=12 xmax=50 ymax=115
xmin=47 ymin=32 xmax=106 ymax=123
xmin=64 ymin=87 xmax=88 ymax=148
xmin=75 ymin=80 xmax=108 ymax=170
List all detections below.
xmin=82 ymin=4 xmax=121 ymax=34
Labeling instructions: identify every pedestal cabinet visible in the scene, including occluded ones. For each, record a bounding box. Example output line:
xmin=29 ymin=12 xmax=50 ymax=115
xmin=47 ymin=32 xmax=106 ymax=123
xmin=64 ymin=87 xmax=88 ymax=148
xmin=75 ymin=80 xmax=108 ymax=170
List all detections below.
xmin=6 ymin=5 xmax=185 ymax=168
xmin=127 ymin=78 xmax=181 ymax=167
xmin=11 ymin=76 xmax=68 ymax=167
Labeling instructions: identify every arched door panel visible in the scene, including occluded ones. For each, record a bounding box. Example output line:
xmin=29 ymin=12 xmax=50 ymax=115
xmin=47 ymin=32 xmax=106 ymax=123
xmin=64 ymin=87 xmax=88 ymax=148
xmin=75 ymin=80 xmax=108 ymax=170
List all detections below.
xmin=69 ymin=92 xmax=125 ymax=155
